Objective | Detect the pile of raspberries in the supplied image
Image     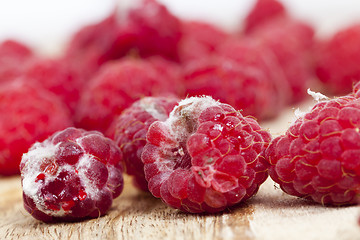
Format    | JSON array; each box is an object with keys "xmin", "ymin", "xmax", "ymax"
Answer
[{"xmin": 0, "ymin": 0, "xmax": 359, "ymax": 223}]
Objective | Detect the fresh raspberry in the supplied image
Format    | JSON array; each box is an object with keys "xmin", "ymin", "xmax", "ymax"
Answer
[
  {"xmin": 178, "ymin": 21, "xmax": 229, "ymax": 63},
  {"xmin": 0, "ymin": 80, "xmax": 72, "ymax": 175},
  {"xmin": 315, "ymin": 24, "xmax": 360, "ymax": 95},
  {"xmin": 123, "ymin": 0, "xmax": 182, "ymax": 60},
  {"xmin": 183, "ymin": 55, "xmax": 287, "ymax": 120},
  {"xmin": 0, "ymin": 39, "xmax": 34, "ymax": 83},
  {"xmin": 250, "ymin": 17, "xmax": 315, "ymax": 103},
  {"xmin": 23, "ymin": 58, "xmax": 85, "ymax": 113},
  {"xmin": 113, "ymin": 96, "xmax": 179, "ymax": 191},
  {"xmin": 142, "ymin": 96, "xmax": 271, "ymax": 213},
  {"xmin": 74, "ymin": 58, "xmax": 180, "ymax": 134},
  {"xmin": 20, "ymin": 127, "xmax": 124, "ymax": 222},
  {"xmin": 244, "ymin": 0, "xmax": 286, "ymax": 33},
  {"xmin": 265, "ymin": 94, "xmax": 360, "ymax": 205}
]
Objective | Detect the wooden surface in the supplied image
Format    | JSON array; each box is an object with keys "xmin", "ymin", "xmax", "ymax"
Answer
[{"xmin": 1, "ymin": 99, "xmax": 360, "ymax": 240}]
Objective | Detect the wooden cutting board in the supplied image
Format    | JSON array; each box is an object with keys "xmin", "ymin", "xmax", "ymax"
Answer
[{"xmin": 1, "ymin": 99, "xmax": 359, "ymax": 240}]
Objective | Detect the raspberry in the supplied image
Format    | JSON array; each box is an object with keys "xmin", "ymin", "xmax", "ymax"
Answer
[
  {"xmin": 0, "ymin": 80, "xmax": 72, "ymax": 175},
  {"xmin": 124, "ymin": 0, "xmax": 182, "ymax": 60},
  {"xmin": 0, "ymin": 39, "xmax": 34, "ymax": 83},
  {"xmin": 65, "ymin": 11, "xmax": 123, "ymax": 78},
  {"xmin": 218, "ymin": 38, "xmax": 290, "ymax": 106},
  {"xmin": 183, "ymin": 55, "xmax": 287, "ymax": 120},
  {"xmin": 265, "ymin": 94, "xmax": 360, "ymax": 205},
  {"xmin": 315, "ymin": 24, "xmax": 360, "ymax": 95},
  {"xmin": 250, "ymin": 17, "xmax": 315, "ymax": 103},
  {"xmin": 244, "ymin": 0, "xmax": 286, "ymax": 33},
  {"xmin": 178, "ymin": 21, "xmax": 229, "ymax": 63},
  {"xmin": 74, "ymin": 58, "xmax": 180, "ymax": 134},
  {"xmin": 114, "ymin": 96, "xmax": 179, "ymax": 191},
  {"xmin": 23, "ymin": 58, "xmax": 85, "ymax": 113},
  {"xmin": 20, "ymin": 127, "xmax": 124, "ymax": 222},
  {"xmin": 142, "ymin": 96, "xmax": 271, "ymax": 213}
]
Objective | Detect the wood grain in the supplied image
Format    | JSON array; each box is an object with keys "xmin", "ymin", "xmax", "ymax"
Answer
[{"xmin": 0, "ymin": 99, "xmax": 360, "ymax": 240}]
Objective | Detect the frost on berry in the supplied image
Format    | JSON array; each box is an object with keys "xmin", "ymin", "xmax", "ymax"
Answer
[
  {"xmin": 142, "ymin": 96, "xmax": 271, "ymax": 213},
  {"xmin": 265, "ymin": 95, "xmax": 360, "ymax": 205},
  {"xmin": 20, "ymin": 127, "xmax": 124, "ymax": 222},
  {"xmin": 114, "ymin": 96, "xmax": 179, "ymax": 191}
]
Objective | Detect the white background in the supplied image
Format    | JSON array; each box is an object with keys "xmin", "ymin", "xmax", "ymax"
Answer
[{"xmin": 0, "ymin": 0, "xmax": 360, "ymax": 55}]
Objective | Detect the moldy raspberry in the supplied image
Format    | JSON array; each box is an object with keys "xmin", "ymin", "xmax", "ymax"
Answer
[
  {"xmin": 114, "ymin": 96, "xmax": 179, "ymax": 191},
  {"xmin": 20, "ymin": 127, "xmax": 124, "ymax": 222},
  {"xmin": 0, "ymin": 80, "xmax": 72, "ymax": 175},
  {"xmin": 265, "ymin": 93, "xmax": 360, "ymax": 205},
  {"xmin": 142, "ymin": 96, "xmax": 271, "ymax": 213}
]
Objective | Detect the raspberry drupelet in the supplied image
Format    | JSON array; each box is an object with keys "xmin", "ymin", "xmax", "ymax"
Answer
[
  {"xmin": 141, "ymin": 96, "xmax": 271, "ymax": 213},
  {"xmin": 114, "ymin": 96, "xmax": 179, "ymax": 191},
  {"xmin": 20, "ymin": 127, "xmax": 124, "ymax": 222},
  {"xmin": 265, "ymin": 92, "xmax": 360, "ymax": 205}
]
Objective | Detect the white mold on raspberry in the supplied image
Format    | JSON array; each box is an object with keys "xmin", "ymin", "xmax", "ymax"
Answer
[
  {"xmin": 20, "ymin": 127, "xmax": 124, "ymax": 222},
  {"xmin": 142, "ymin": 96, "xmax": 272, "ymax": 213}
]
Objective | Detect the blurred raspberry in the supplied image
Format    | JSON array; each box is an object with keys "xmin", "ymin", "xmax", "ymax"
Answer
[
  {"xmin": 218, "ymin": 38, "xmax": 290, "ymax": 107},
  {"xmin": 20, "ymin": 127, "xmax": 124, "ymax": 222},
  {"xmin": 23, "ymin": 58, "xmax": 85, "ymax": 113},
  {"xmin": 142, "ymin": 96, "xmax": 271, "ymax": 213},
  {"xmin": 0, "ymin": 40, "xmax": 34, "ymax": 83},
  {"xmin": 244, "ymin": 0, "xmax": 286, "ymax": 33},
  {"xmin": 114, "ymin": 96, "xmax": 179, "ymax": 191},
  {"xmin": 315, "ymin": 24, "xmax": 360, "ymax": 95},
  {"xmin": 124, "ymin": 0, "xmax": 182, "ymax": 60},
  {"xmin": 178, "ymin": 21, "xmax": 229, "ymax": 63},
  {"xmin": 65, "ymin": 10, "xmax": 124, "ymax": 78},
  {"xmin": 183, "ymin": 56, "xmax": 286, "ymax": 120},
  {"xmin": 75, "ymin": 58, "xmax": 180, "ymax": 134},
  {"xmin": 0, "ymin": 80, "xmax": 72, "ymax": 175},
  {"xmin": 251, "ymin": 17, "xmax": 315, "ymax": 103},
  {"xmin": 265, "ymin": 94, "xmax": 360, "ymax": 205}
]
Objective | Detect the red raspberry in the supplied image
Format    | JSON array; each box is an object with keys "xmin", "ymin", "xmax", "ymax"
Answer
[
  {"xmin": 23, "ymin": 58, "xmax": 85, "ymax": 113},
  {"xmin": 65, "ymin": 11, "xmax": 123, "ymax": 78},
  {"xmin": 114, "ymin": 96, "xmax": 179, "ymax": 191},
  {"xmin": 315, "ymin": 24, "xmax": 360, "ymax": 95},
  {"xmin": 0, "ymin": 80, "xmax": 72, "ymax": 175},
  {"xmin": 250, "ymin": 17, "xmax": 315, "ymax": 103},
  {"xmin": 20, "ymin": 127, "xmax": 124, "ymax": 222},
  {"xmin": 0, "ymin": 39, "xmax": 34, "ymax": 83},
  {"xmin": 244, "ymin": 0, "xmax": 286, "ymax": 33},
  {"xmin": 218, "ymin": 38, "xmax": 290, "ymax": 106},
  {"xmin": 265, "ymin": 94, "xmax": 360, "ymax": 205},
  {"xmin": 183, "ymin": 55, "xmax": 287, "ymax": 120},
  {"xmin": 142, "ymin": 96, "xmax": 271, "ymax": 213},
  {"xmin": 178, "ymin": 21, "xmax": 229, "ymax": 63},
  {"xmin": 124, "ymin": 0, "xmax": 182, "ymax": 60},
  {"xmin": 74, "ymin": 58, "xmax": 180, "ymax": 134}
]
